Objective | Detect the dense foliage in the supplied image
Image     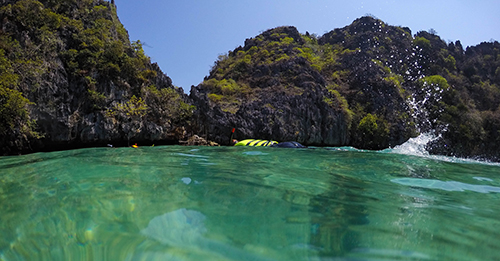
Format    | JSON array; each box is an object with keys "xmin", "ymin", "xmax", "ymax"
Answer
[
  {"xmin": 194, "ymin": 16, "xmax": 500, "ymax": 159},
  {"xmin": 0, "ymin": 0, "xmax": 193, "ymax": 153}
]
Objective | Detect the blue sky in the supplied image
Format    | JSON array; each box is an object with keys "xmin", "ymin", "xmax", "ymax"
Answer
[{"xmin": 116, "ymin": 0, "xmax": 500, "ymax": 91}]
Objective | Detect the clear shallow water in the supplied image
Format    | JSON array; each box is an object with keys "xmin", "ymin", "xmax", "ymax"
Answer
[{"xmin": 1, "ymin": 144, "xmax": 500, "ymax": 260}]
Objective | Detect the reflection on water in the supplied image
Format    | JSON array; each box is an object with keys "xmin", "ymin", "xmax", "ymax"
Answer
[
  {"xmin": 392, "ymin": 177, "xmax": 500, "ymax": 193},
  {"xmin": 0, "ymin": 146, "xmax": 500, "ymax": 260},
  {"xmin": 142, "ymin": 209, "xmax": 208, "ymax": 246},
  {"xmin": 140, "ymin": 209, "xmax": 275, "ymax": 261}
]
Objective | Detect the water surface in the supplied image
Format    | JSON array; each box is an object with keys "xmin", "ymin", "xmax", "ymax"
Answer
[{"xmin": 1, "ymin": 144, "xmax": 500, "ymax": 260}]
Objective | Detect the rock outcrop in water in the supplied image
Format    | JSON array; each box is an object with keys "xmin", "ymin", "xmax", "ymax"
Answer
[
  {"xmin": 190, "ymin": 17, "xmax": 500, "ymax": 160},
  {"xmin": 1, "ymin": 2, "xmax": 499, "ymax": 162},
  {"xmin": 190, "ymin": 21, "xmax": 423, "ymax": 149}
]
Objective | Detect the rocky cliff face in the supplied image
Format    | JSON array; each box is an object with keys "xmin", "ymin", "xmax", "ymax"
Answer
[
  {"xmin": 0, "ymin": 0, "xmax": 193, "ymax": 154},
  {"xmin": 2, "ymin": 5, "xmax": 499, "ymax": 161},
  {"xmin": 190, "ymin": 20, "xmax": 418, "ymax": 149},
  {"xmin": 191, "ymin": 17, "xmax": 500, "ymax": 160},
  {"xmin": 190, "ymin": 27, "xmax": 351, "ymax": 146}
]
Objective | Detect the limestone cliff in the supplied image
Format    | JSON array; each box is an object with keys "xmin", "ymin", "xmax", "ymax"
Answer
[
  {"xmin": 190, "ymin": 20, "xmax": 417, "ymax": 149},
  {"xmin": 0, "ymin": 0, "xmax": 194, "ymax": 154},
  {"xmin": 2, "ymin": 5, "xmax": 500, "ymax": 162},
  {"xmin": 191, "ymin": 17, "xmax": 500, "ymax": 160}
]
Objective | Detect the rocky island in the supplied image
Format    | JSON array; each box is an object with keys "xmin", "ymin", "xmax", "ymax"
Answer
[{"xmin": 1, "ymin": 0, "xmax": 500, "ymax": 161}]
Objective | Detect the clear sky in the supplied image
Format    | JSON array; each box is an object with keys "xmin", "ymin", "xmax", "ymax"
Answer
[{"xmin": 116, "ymin": 0, "xmax": 500, "ymax": 91}]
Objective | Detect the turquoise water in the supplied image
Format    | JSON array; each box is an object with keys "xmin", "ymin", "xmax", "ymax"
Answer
[{"xmin": 1, "ymin": 142, "xmax": 500, "ymax": 260}]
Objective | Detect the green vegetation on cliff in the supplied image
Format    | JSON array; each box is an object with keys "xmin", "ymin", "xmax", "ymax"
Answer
[
  {"xmin": 194, "ymin": 20, "xmax": 417, "ymax": 148},
  {"xmin": 193, "ymin": 16, "xmax": 500, "ymax": 160},
  {"xmin": 0, "ymin": 0, "xmax": 193, "ymax": 154}
]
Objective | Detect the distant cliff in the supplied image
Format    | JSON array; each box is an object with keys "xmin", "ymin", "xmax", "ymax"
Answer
[
  {"xmin": 191, "ymin": 17, "xmax": 500, "ymax": 160},
  {"xmin": 0, "ymin": 0, "xmax": 194, "ymax": 154}
]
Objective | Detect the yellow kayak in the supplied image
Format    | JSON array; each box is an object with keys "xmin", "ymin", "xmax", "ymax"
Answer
[{"xmin": 234, "ymin": 139, "xmax": 278, "ymax": 147}]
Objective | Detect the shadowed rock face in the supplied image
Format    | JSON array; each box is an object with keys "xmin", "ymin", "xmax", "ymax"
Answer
[{"xmin": 191, "ymin": 77, "xmax": 350, "ymax": 147}]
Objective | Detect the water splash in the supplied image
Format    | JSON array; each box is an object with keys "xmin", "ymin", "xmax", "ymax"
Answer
[
  {"xmin": 407, "ymin": 80, "xmax": 445, "ymax": 133},
  {"xmin": 384, "ymin": 133, "xmax": 500, "ymax": 166},
  {"xmin": 388, "ymin": 132, "xmax": 438, "ymax": 156}
]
